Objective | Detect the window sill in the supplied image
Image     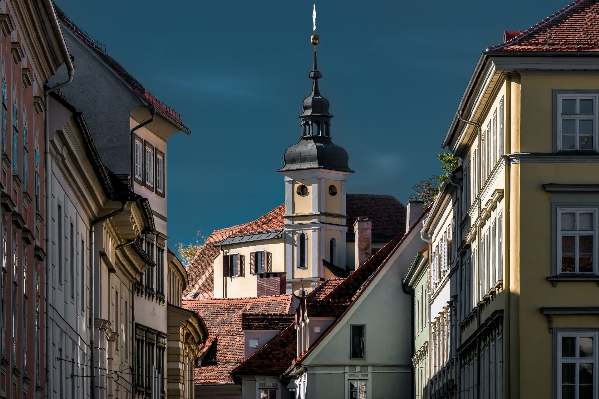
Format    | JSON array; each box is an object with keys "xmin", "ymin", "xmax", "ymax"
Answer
[{"xmin": 547, "ymin": 275, "xmax": 599, "ymax": 287}]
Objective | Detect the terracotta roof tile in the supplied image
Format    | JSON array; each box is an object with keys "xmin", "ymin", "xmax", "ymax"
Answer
[
  {"xmin": 487, "ymin": 0, "xmax": 599, "ymax": 53},
  {"xmin": 184, "ymin": 196, "xmax": 405, "ymax": 299},
  {"xmin": 242, "ymin": 314, "xmax": 294, "ymax": 330},
  {"xmin": 232, "ymin": 323, "xmax": 297, "ymax": 376},
  {"xmin": 183, "ymin": 295, "xmax": 294, "ymax": 384}
]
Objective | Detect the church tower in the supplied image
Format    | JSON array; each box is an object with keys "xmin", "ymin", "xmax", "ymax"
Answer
[{"xmin": 279, "ymin": 28, "xmax": 353, "ymax": 294}]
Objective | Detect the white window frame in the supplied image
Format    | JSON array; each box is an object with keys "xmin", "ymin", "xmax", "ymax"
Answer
[
  {"xmin": 256, "ymin": 380, "xmax": 279, "ymax": 399},
  {"xmin": 346, "ymin": 379, "xmax": 369, "ymax": 399},
  {"xmin": 556, "ymin": 93, "xmax": 599, "ymax": 152},
  {"xmin": 556, "ymin": 207, "xmax": 598, "ymax": 275},
  {"xmin": 145, "ymin": 142, "xmax": 154, "ymax": 188},
  {"xmin": 155, "ymin": 149, "xmax": 165, "ymax": 195},
  {"xmin": 134, "ymin": 136, "xmax": 143, "ymax": 182},
  {"xmin": 556, "ymin": 330, "xmax": 599, "ymax": 399}
]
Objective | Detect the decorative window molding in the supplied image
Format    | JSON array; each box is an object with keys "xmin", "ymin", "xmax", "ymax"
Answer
[{"xmin": 554, "ymin": 91, "xmax": 599, "ymax": 152}]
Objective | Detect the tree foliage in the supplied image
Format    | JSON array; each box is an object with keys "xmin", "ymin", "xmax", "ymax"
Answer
[
  {"xmin": 177, "ymin": 230, "xmax": 206, "ymax": 266},
  {"xmin": 408, "ymin": 151, "xmax": 460, "ymax": 207}
]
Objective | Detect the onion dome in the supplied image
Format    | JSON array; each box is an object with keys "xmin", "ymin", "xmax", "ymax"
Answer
[{"xmin": 279, "ymin": 33, "xmax": 353, "ymax": 174}]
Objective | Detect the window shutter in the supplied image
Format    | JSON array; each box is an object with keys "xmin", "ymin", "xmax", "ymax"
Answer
[
  {"xmin": 266, "ymin": 251, "xmax": 272, "ymax": 273},
  {"xmin": 249, "ymin": 252, "xmax": 256, "ymax": 275},
  {"xmin": 239, "ymin": 255, "xmax": 245, "ymax": 277},
  {"xmin": 223, "ymin": 255, "xmax": 230, "ymax": 277}
]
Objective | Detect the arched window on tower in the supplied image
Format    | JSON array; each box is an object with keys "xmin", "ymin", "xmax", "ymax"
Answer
[
  {"xmin": 324, "ymin": 122, "xmax": 330, "ymax": 137},
  {"xmin": 312, "ymin": 121, "xmax": 320, "ymax": 136},
  {"xmin": 302, "ymin": 122, "xmax": 309, "ymax": 137},
  {"xmin": 299, "ymin": 233, "xmax": 307, "ymax": 269},
  {"xmin": 329, "ymin": 237, "xmax": 337, "ymax": 266}
]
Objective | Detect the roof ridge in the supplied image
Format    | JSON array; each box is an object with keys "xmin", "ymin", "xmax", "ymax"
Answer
[{"xmin": 487, "ymin": 0, "xmax": 588, "ymax": 52}]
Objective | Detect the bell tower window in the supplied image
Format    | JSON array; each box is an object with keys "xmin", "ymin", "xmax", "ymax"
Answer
[
  {"xmin": 297, "ymin": 185, "xmax": 308, "ymax": 197},
  {"xmin": 330, "ymin": 238, "xmax": 337, "ymax": 266},
  {"xmin": 312, "ymin": 121, "xmax": 320, "ymax": 136},
  {"xmin": 324, "ymin": 122, "xmax": 330, "ymax": 137},
  {"xmin": 299, "ymin": 233, "xmax": 307, "ymax": 269}
]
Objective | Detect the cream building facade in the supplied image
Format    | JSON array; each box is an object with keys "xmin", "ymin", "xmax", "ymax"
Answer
[{"xmin": 421, "ymin": 1, "xmax": 599, "ymax": 398}]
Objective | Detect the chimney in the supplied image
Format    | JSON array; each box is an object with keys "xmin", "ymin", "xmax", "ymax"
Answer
[
  {"xmin": 354, "ymin": 217, "xmax": 372, "ymax": 269},
  {"xmin": 406, "ymin": 201, "xmax": 424, "ymax": 233}
]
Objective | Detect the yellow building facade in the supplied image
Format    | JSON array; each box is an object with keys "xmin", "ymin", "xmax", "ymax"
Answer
[{"xmin": 425, "ymin": 1, "xmax": 599, "ymax": 398}]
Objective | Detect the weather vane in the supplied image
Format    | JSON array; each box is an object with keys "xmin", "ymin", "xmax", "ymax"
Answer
[{"xmin": 311, "ymin": 5, "xmax": 319, "ymax": 46}]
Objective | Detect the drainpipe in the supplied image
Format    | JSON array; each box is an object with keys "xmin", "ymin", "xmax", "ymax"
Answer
[
  {"xmin": 43, "ymin": 12, "xmax": 74, "ymax": 395},
  {"xmin": 89, "ymin": 201, "xmax": 127, "ymax": 399},
  {"xmin": 130, "ymin": 106, "xmax": 155, "ymax": 191}
]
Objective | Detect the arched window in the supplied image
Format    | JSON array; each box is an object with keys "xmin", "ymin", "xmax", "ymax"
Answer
[
  {"xmin": 312, "ymin": 121, "xmax": 320, "ymax": 136},
  {"xmin": 324, "ymin": 121, "xmax": 330, "ymax": 137},
  {"xmin": 299, "ymin": 233, "xmax": 306, "ymax": 269},
  {"xmin": 302, "ymin": 122, "xmax": 309, "ymax": 137},
  {"xmin": 329, "ymin": 237, "xmax": 337, "ymax": 266}
]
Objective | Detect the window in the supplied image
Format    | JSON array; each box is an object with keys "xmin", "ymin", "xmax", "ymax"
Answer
[
  {"xmin": 297, "ymin": 185, "xmax": 308, "ymax": 196},
  {"xmin": 256, "ymin": 251, "xmax": 265, "ymax": 274},
  {"xmin": 350, "ymin": 325, "xmax": 365, "ymax": 359},
  {"xmin": 349, "ymin": 380, "xmax": 367, "ymax": 399},
  {"xmin": 134, "ymin": 135, "xmax": 143, "ymax": 183},
  {"xmin": 330, "ymin": 237, "xmax": 337, "ymax": 266},
  {"xmin": 145, "ymin": 142, "xmax": 154, "ymax": 188},
  {"xmin": 312, "ymin": 121, "xmax": 320, "ymax": 136},
  {"xmin": 156, "ymin": 247, "xmax": 165, "ymax": 295},
  {"xmin": 2, "ymin": 79, "xmax": 6, "ymax": 154},
  {"xmin": 249, "ymin": 338, "xmax": 259, "ymax": 348},
  {"xmin": 557, "ymin": 331, "xmax": 598, "ymax": 399},
  {"xmin": 58, "ymin": 204, "xmax": 63, "ymax": 284},
  {"xmin": 557, "ymin": 93, "xmax": 598, "ymax": 152},
  {"xmin": 557, "ymin": 208, "xmax": 596, "ymax": 274},
  {"xmin": 298, "ymin": 233, "xmax": 307, "ymax": 269},
  {"xmin": 35, "ymin": 149, "xmax": 40, "ymax": 212},
  {"xmin": 223, "ymin": 253, "xmax": 244, "ymax": 277},
  {"xmin": 70, "ymin": 224, "xmax": 74, "ymax": 299},
  {"xmin": 155, "ymin": 150, "xmax": 165, "ymax": 195},
  {"xmin": 260, "ymin": 389, "xmax": 276, "ymax": 399}
]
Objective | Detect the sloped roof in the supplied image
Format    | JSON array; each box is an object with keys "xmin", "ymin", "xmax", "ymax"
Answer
[
  {"xmin": 231, "ymin": 210, "xmax": 428, "ymax": 377},
  {"xmin": 183, "ymin": 195, "xmax": 406, "ymax": 299},
  {"xmin": 53, "ymin": 3, "xmax": 190, "ymax": 134},
  {"xmin": 487, "ymin": 0, "xmax": 599, "ymax": 53},
  {"xmin": 182, "ymin": 295, "xmax": 294, "ymax": 384}
]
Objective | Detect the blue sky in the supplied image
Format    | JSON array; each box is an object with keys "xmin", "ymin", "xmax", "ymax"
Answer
[{"xmin": 55, "ymin": 0, "xmax": 567, "ymax": 249}]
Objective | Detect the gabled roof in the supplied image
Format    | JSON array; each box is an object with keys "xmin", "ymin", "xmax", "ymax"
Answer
[
  {"xmin": 182, "ymin": 295, "xmax": 294, "ymax": 385},
  {"xmin": 183, "ymin": 195, "xmax": 406, "ymax": 299},
  {"xmin": 53, "ymin": 3, "xmax": 190, "ymax": 134},
  {"xmin": 487, "ymin": 0, "xmax": 599, "ymax": 53},
  {"xmin": 231, "ymin": 211, "xmax": 427, "ymax": 378}
]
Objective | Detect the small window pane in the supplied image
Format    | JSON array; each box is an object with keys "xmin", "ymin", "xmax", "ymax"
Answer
[
  {"xmin": 563, "ymin": 99, "xmax": 576, "ymax": 115},
  {"xmin": 563, "ymin": 362, "xmax": 576, "ymax": 384},
  {"xmin": 580, "ymin": 363, "xmax": 593, "ymax": 384},
  {"xmin": 563, "ymin": 337, "xmax": 576, "ymax": 357},
  {"xmin": 580, "ymin": 134, "xmax": 594, "ymax": 150},
  {"xmin": 562, "ymin": 213, "xmax": 576, "ymax": 231},
  {"xmin": 579, "ymin": 236, "xmax": 594, "ymax": 272},
  {"xmin": 580, "ymin": 385, "xmax": 593, "ymax": 399},
  {"xmin": 580, "ymin": 99, "xmax": 594, "ymax": 114},
  {"xmin": 579, "ymin": 213, "xmax": 594, "ymax": 231},
  {"xmin": 562, "ymin": 119, "xmax": 576, "ymax": 135},
  {"xmin": 580, "ymin": 120, "xmax": 594, "ymax": 136},
  {"xmin": 562, "ymin": 135, "xmax": 576, "ymax": 150},
  {"xmin": 580, "ymin": 337, "xmax": 594, "ymax": 357}
]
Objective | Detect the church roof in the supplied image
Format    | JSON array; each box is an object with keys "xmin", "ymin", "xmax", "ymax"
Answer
[{"xmin": 487, "ymin": 0, "xmax": 599, "ymax": 53}]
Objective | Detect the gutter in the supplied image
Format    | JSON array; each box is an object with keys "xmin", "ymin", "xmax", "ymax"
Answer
[{"xmin": 43, "ymin": 1, "xmax": 74, "ymax": 394}]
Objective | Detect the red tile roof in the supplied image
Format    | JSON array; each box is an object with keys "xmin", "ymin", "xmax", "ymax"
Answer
[
  {"xmin": 53, "ymin": 4, "xmax": 190, "ymax": 133},
  {"xmin": 183, "ymin": 205, "xmax": 285, "ymax": 300},
  {"xmin": 183, "ymin": 195, "xmax": 406, "ymax": 299},
  {"xmin": 346, "ymin": 194, "xmax": 406, "ymax": 238},
  {"xmin": 232, "ymin": 323, "xmax": 297, "ymax": 376},
  {"xmin": 487, "ymin": 0, "xmax": 599, "ymax": 53},
  {"xmin": 242, "ymin": 314, "xmax": 294, "ymax": 330},
  {"xmin": 182, "ymin": 295, "xmax": 294, "ymax": 384},
  {"xmin": 232, "ymin": 210, "xmax": 429, "ymax": 377}
]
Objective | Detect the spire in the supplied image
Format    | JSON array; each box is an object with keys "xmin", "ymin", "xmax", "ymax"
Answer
[{"xmin": 279, "ymin": 5, "xmax": 353, "ymax": 174}]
